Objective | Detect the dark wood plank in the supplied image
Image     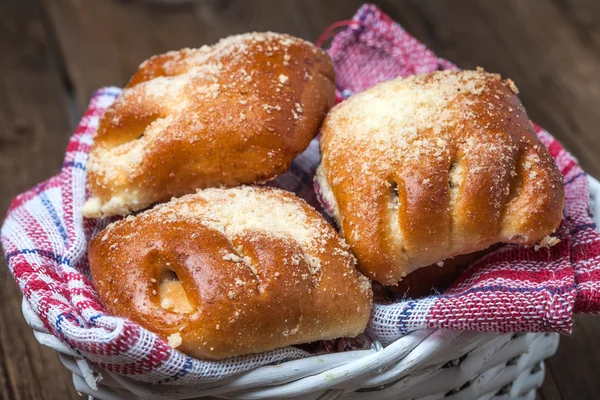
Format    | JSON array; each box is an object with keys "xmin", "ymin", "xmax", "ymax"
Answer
[
  {"xmin": 538, "ymin": 362, "xmax": 563, "ymax": 400},
  {"xmin": 556, "ymin": 0, "xmax": 600, "ymax": 49},
  {"xmin": 0, "ymin": 0, "xmax": 79, "ymax": 399},
  {"xmin": 43, "ymin": 0, "xmax": 366, "ymax": 113},
  {"xmin": 543, "ymin": 315, "xmax": 600, "ymax": 400}
]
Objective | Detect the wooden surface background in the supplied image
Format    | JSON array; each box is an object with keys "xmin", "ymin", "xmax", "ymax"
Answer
[{"xmin": 1, "ymin": 0, "xmax": 599, "ymax": 399}]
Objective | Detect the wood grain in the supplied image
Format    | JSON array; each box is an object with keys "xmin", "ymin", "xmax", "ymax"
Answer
[
  {"xmin": 0, "ymin": 0, "xmax": 79, "ymax": 399},
  {"xmin": 43, "ymin": 0, "xmax": 366, "ymax": 112},
  {"xmin": 542, "ymin": 315, "xmax": 600, "ymax": 400},
  {"xmin": 1, "ymin": 0, "xmax": 599, "ymax": 398}
]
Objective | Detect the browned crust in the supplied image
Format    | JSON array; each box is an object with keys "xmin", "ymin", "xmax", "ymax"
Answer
[
  {"xmin": 318, "ymin": 70, "xmax": 565, "ymax": 285},
  {"xmin": 88, "ymin": 187, "xmax": 372, "ymax": 360},
  {"xmin": 85, "ymin": 32, "xmax": 335, "ymax": 217},
  {"xmin": 374, "ymin": 247, "xmax": 498, "ymax": 300}
]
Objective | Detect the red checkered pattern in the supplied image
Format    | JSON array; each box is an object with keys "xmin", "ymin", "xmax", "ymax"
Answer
[{"xmin": 1, "ymin": 3, "xmax": 599, "ymax": 384}]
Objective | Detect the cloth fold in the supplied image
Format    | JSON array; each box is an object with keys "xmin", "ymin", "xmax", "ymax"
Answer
[{"xmin": 2, "ymin": 3, "xmax": 599, "ymax": 385}]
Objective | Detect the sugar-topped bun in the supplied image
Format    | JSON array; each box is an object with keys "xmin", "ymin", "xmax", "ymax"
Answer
[
  {"xmin": 88, "ymin": 186, "xmax": 372, "ymax": 360},
  {"xmin": 316, "ymin": 69, "xmax": 564, "ymax": 285},
  {"xmin": 83, "ymin": 32, "xmax": 335, "ymax": 218}
]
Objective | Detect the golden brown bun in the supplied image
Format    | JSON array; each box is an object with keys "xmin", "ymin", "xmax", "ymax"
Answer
[
  {"xmin": 83, "ymin": 32, "xmax": 335, "ymax": 218},
  {"xmin": 373, "ymin": 247, "xmax": 497, "ymax": 300},
  {"xmin": 317, "ymin": 69, "xmax": 564, "ymax": 285},
  {"xmin": 88, "ymin": 186, "xmax": 372, "ymax": 360}
]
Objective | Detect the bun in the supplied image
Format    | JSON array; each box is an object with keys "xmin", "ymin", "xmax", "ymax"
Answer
[
  {"xmin": 316, "ymin": 69, "xmax": 564, "ymax": 285},
  {"xmin": 88, "ymin": 186, "xmax": 372, "ymax": 360},
  {"xmin": 83, "ymin": 32, "xmax": 335, "ymax": 218},
  {"xmin": 374, "ymin": 247, "xmax": 497, "ymax": 300}
]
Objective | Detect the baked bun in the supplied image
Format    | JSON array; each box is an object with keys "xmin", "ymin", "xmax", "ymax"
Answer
[
  {"xmin": 83, "ymin": 32, "xmax": 335, "ymax": 218},
  {"xmin": 374, "ymin": 247, "xmax": 497, "ymax": 300},
  {"xmin": 316, "ymin": 69, "xmax": 564, "ymax": 285},
  {"xmin": 88, "ymin": 186, "xmax": 372, "ymax": 360}
]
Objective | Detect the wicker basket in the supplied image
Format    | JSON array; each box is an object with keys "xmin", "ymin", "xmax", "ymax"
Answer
[{"xmin": 21, "ymin": 175, "xmax": 600, "ymax": 400}]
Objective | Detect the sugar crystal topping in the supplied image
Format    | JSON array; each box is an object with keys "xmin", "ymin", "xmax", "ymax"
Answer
[
  {"xmin": 318, "ymin": 68, "xmax": 564, "ymax": 282},
  {"xmin": 91, "ymin": 32, "xmax": 307, "ymax": 177},
  {"xmin": 321, "ymin": 69, "xmax": 531, "ymax": 209},
  {"xmin": 132, "ymin": 187, "xmax": 359, "ymax": 280},
  {"xmin": 86, "ymin": 32, "xmax": 319, "ymax": 217},
  {"xmin": 325, "ymin": 69, "xmax": 509, "ymax": 165}
]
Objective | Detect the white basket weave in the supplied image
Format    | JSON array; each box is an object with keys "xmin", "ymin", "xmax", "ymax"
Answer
[{"xmin": 21, "ymin": 176, "xmax": 600, "ymax": 400}]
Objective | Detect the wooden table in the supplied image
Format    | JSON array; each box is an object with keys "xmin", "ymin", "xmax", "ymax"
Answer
[{"xmin": 1, "ymin": 1, "xmax": 599, "ymax": 399}]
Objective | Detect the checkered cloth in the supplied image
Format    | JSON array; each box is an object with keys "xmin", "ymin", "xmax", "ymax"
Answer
[{"xmin": 1, "ymin": 3, "xmax": 599, "ymax": 384}]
